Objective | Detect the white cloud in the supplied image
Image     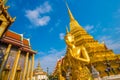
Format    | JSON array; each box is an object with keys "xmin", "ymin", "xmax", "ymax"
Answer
[
  {"xmin": 35, "ymin": 48, "xmax": 65, "ymax": 73},
  {"xmin": 115, "ymin": 27, "xmax": 120, "ymax": 34},
  {"xmin": 37, "ymin": 52, "xmax": 46, "ymax": 56},
  {"xmin": 114, "ymin": 9, "xmax": 120, "ymax": 18},
  {"xmin": 98, "ymin": 36, "xmax": 120, "ymax": 53},
  {"xmin": 84, "ymin": 25, "xmax": 94, "ymax": 31},
  {"xmin": 25, "ymin": 1, "xmax": 52, "ymax": 27},
  {"xmin": 59, "ymin": 33, "xmax": 65, "ymax": 40}
]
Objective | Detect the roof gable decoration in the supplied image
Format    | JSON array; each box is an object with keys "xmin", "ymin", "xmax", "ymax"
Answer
[
  {"xmin": 27, "ymin": 38, "xmax": 31, "ymax": 46},
  {"xmin": 19, "ymin": 34, "xmax": 23, "ymax": 45}
]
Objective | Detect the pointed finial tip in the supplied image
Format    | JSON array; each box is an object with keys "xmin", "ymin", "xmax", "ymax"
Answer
[
  {"xmin": 66, "ymin": 26, "xmax": 69, "ymax": 34},
  {"xmin": 101, "ymin": 41, "xmax": 105, "ymax": 44},
  {"xmin": 64, "ymin": 0, "xmax": 75, "ymax": 21},
  {"xmin": 13, "ymin": 17, "xmax": 16, "ymax": 20},
  {"xmin": 38, "ymin": 58, "xmax": 40, "ymax": 61},
  {"xmin": 64, "ymin": 0, "xmax": 69, "ymax": 9},
  {"xmin": 37, "ymin": 58, "xmax": 41, "ymax": 67}
]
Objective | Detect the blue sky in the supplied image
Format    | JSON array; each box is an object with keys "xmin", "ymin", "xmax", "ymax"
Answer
[{"xmin": 7, "ymin": 0, "xmax": 120, "ymax": 73}]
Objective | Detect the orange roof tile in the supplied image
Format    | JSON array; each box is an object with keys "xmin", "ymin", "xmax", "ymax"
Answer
[
  {"xmin": 5, "ymin": 30, "xmax": 21, "ymax": 41},
  {"xmin": 23, "ymin": 39, "xmax": 29, "ymax": 46},
  {"xmin": 1, "ymin": 30, "xmax": 36, "ymax": 54}
]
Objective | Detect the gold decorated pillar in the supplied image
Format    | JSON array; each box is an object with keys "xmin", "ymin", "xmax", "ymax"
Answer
[
  {"xmin": 0, "ymin": 44, "xmax": 12, "ymax": 80},
  {"xmin": 14, "ymin": 66, "xmax": 21, "ymax": 80},
  {"xmin": 26, "ymin": 56, "xmax": 31, "ymax": 80},
  {"xmin": 9, "ymin": 50, "xmax": 21, "ymax": 80},
  {"xmin": 2, "ymin": 68, "xmax": 10, "ymax": 80},
  {"xmin": 22, "ymin": 52, "xmax": 29, "ymax": 80},
  {"xmin": 30, "ymin": 54, "xmax": 34, "ymax": 80}
]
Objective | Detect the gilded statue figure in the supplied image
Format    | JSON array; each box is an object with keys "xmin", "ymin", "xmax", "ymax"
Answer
[{"xmin": 64, "ymin": 32, "xmax": 92, "ymax": 80}]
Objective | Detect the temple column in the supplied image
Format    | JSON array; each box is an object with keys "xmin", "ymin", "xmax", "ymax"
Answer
[
  {"xmin": 4, "ymin": 68, "xmax": 10, "ymax": 80},
  {"xmin": 9, "ymin": 50, "xmax": 21, "ymax": 80},
  {"xmin": 26, "ymin": 56, "xmax": 31, "ymax": 80},
  {"xmin": 22, "ymin": 52, "xmax": 29, "ymax": 80},
  {"xmin": 14, "ymin": 66, "xmax": 21, "ymax": 80},
  {"xmin": 1, "ymin": 71, "xmax": 5, "ymax": 80},
  {"xmin": 30, "ymin": 54, "xmax": 34, "ymax": 80},
  {"xmin": 0, "ymin": 44, "xmax": 12, "ymax": 80}
]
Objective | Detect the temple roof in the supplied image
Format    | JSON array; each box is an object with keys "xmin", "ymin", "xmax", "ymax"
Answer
[
  {"xmin": 52, "ymin": 57, "xmax": 64, "ymax": 75},
  {"xmin": 23, "ymin": 38, "xmax": 30, "ymax": 46},
  {"xmin": 5, "ymin": 30, "xmax": 21, "ymax": 41},
  {"xmin": 0, "ymin": 30, "xmax": 36, "ymax": 54}
]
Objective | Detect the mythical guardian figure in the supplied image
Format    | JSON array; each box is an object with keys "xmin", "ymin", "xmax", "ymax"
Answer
[{"xmin": 61, "ymin": 31, "xmax": 92, "ymax": 80}]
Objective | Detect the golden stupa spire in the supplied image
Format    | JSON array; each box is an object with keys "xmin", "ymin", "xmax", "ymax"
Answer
[
  {"xmin": 64, "ymin": 0, "xmax": 84, "ymax": 31},
  {"xmin": 37, "ymin": 58, "xmax": 42, "ymax": 70},
  {"xmin": 65, "ymin": 0, "xmax": 75, "ymax": 21}
]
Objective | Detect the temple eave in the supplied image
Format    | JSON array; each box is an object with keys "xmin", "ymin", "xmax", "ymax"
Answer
[
  {"xmin": 20, "ymin": 48, "xmax": 37, "ymax": 54},
  {"xmin": 0, "ymin": 38, "xmax": 22, "ymax": 47},
  {"xmin": 0, "ymin": 37, "xmax": 36, "ymax": 54}
]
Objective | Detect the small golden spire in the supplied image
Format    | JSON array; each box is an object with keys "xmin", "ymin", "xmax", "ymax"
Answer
[
  {"xmin": 101, "ymin": 41, "xmax": 108, "ymax": 49},
  {"xmin": 66, "ymin": 26, "xmax": 69, "ymax": 34},
  {"xmin": 38, "ymin": 58, "xmax": 41, "ymax": 67},
  {"xmin": 64, "ymin": 0, "xmax": 75, "ymax": 21},
  {"xmin": 37, "ymin": 58, "xmax": 42, "ymax": 70}
]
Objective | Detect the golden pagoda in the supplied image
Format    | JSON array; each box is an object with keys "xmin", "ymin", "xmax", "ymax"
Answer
[
  {"xmin": 53, "ymin": 2, "xmax": 120, "ymax": 80},
  {"xmin": 52, "ymin": 58, "xmax": 65, "ymax": 80},
  {"xmin": 33, "ymin": 59, "xmax": 48, "ymax": 80}
]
